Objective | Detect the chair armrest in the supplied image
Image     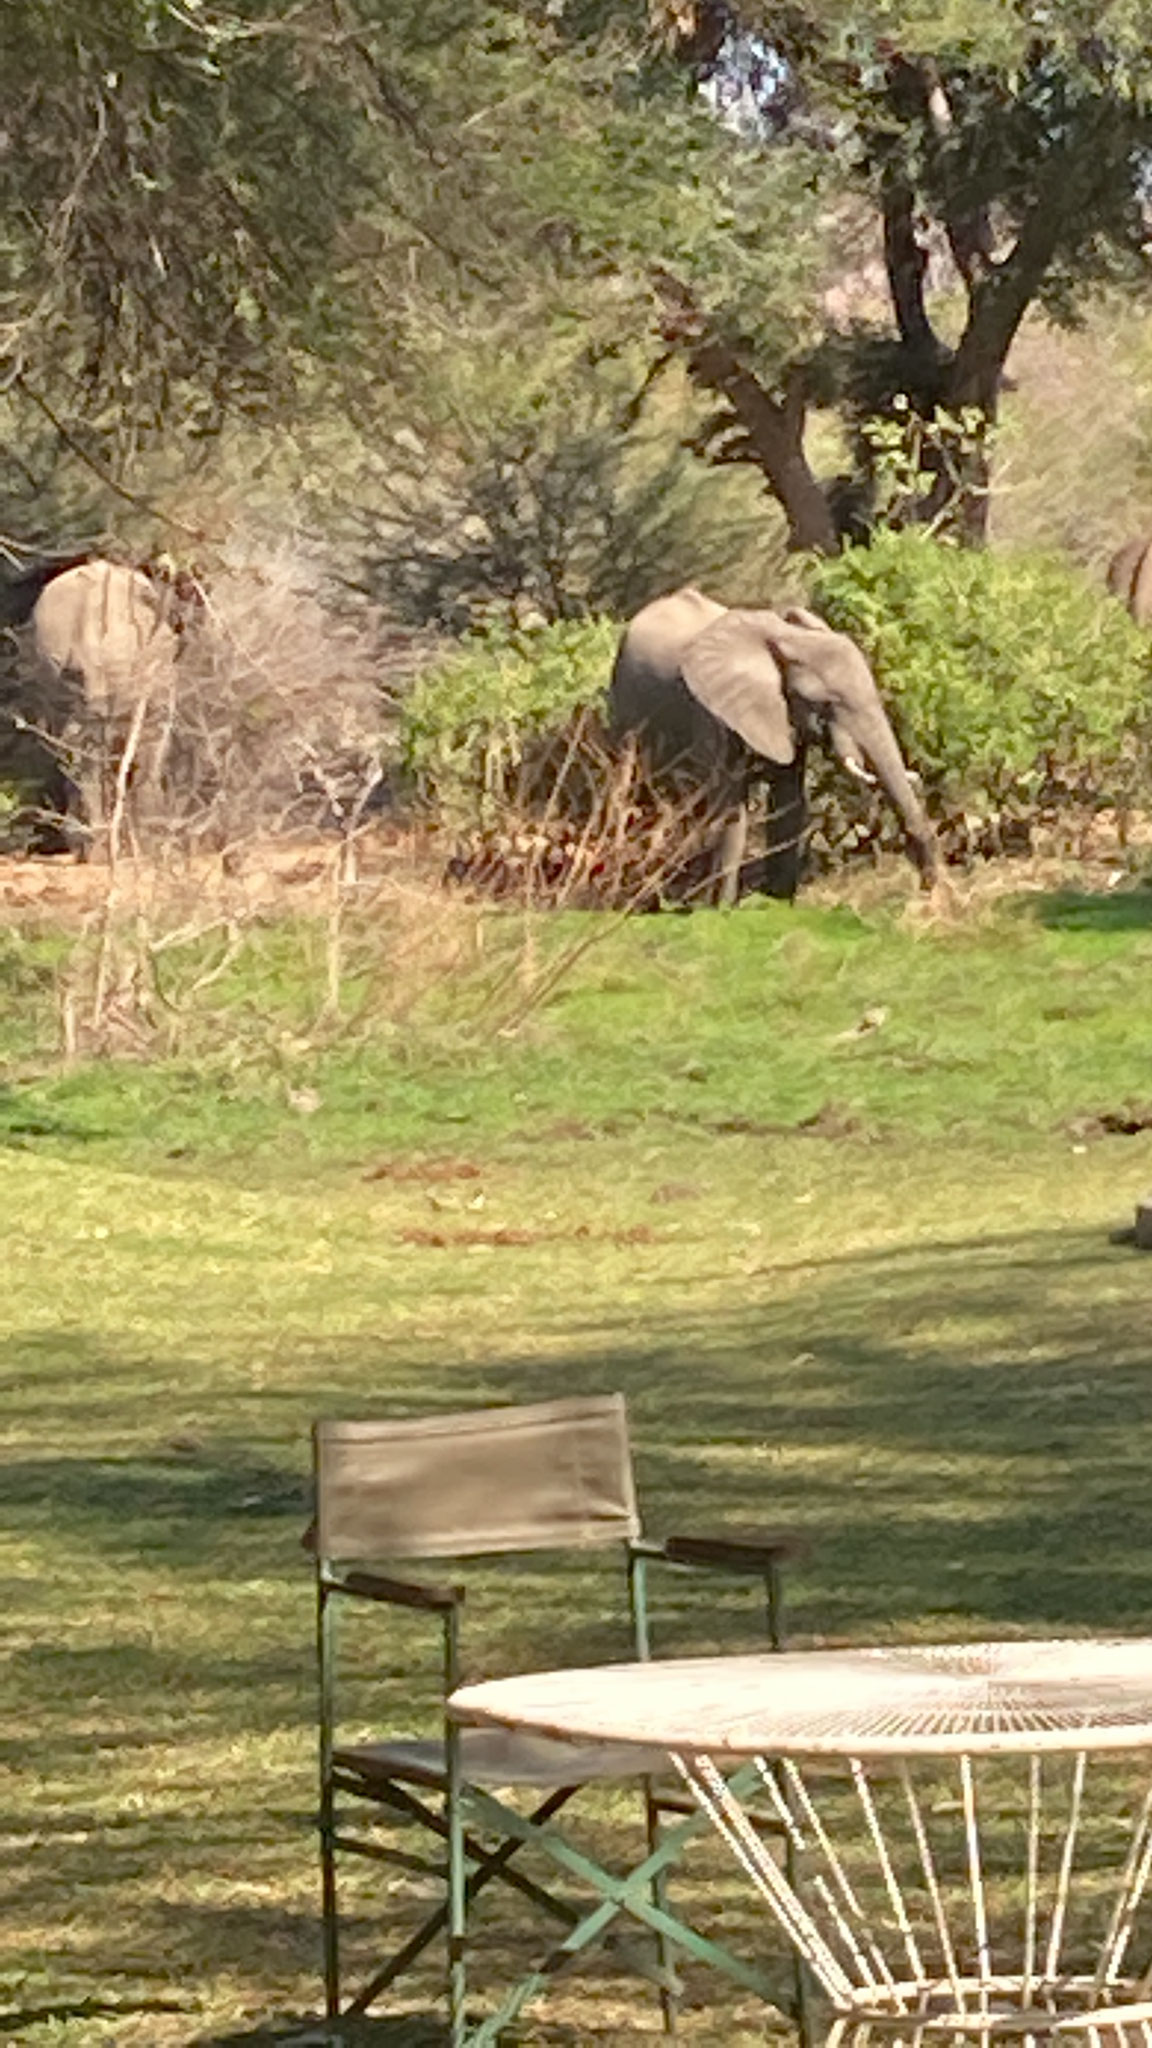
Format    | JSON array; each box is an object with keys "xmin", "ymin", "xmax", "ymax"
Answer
[
  {"xmin": 321, "ymin": 1567, "xmax": 463, "ymax": 1613},
  {"xmin": 634, "ymin": 1532, "xmax": 805, "ymax": 1575}
]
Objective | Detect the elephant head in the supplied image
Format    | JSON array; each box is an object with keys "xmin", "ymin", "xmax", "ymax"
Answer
[{"xmin": 678, "ymin": 602, "xmax": 940, "ymax": 886}]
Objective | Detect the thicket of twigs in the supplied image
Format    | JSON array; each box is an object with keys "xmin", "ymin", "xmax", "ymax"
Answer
[{"xmin": 13, "ymin": 553, "xmax": 393, "ymax": 860}]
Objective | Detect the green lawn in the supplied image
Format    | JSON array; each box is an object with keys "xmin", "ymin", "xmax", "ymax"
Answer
[{"xmin": 4, "ymin": 882, "xmax": 1152, "ymax": 2044}]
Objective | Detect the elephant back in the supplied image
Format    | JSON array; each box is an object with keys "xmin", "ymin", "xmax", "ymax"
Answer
[
  {"xmin": 608, "ymin": 588, "xmax": 735, "ymax": 776},
  {"xmin": 0, "ymin": 553, "xmax": 90, "ymax": 630},
  {"xmin": 31, "ymin": 559, "xmax": 178, "ymax": 714}
]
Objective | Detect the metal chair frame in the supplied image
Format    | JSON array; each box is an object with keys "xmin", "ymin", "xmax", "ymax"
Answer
[{"xmin": 313, "ymin": 1395, "xmax": 803, "ymax": 2044}]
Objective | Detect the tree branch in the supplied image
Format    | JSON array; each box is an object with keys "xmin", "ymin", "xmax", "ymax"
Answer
[
  {"xmin": 947, "ymin": 144, "xmax": 1098, "ymax": 409},
  {"xmin": 652, "ymin": 271, "xmax": 838, "ymax": 553},
  {"xmin": 14, "ymin": 377, "xmax": 218, "ymax": 543},
  {"xmin": 881, "ymin": 170, "xmax": 940, "ymax": 362},
  {"xmin": 917, "ymin": 60, "xmax": 996, "ymax": 291}
]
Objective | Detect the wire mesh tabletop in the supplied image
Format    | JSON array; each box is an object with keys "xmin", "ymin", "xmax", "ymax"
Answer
[
  {"xmin": 451, "ymin": 1642, "xmax": 1152, "ymax": 1758},
  {"xmin": 451, "ymin": 1641, "xmax": 1152, "ymax": 2045}
]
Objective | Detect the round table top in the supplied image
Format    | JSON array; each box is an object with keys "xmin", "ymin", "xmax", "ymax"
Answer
[{"xmin": 449, "ymin": 1639, "xmax": 1152, "ymax": 1758}]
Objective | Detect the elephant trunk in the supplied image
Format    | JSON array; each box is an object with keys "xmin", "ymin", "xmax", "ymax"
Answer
[{"xmin": 836, "ymin": 709, "xmax": 941, "ymax": 887}]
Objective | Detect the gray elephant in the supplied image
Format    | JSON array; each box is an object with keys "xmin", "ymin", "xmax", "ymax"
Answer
[
  {"xmin": 2, "ymin": 556, "xmax": 187, "ymax": 846},
  {"xmin": 1106, "ymin": 537, "xmax": 1152, "ymax": 624},
  {"xmin": 607, "ymin": 587, "xmax": 940, "ymax": 901},
  {"xmin": 30, "ymin": 558, "xmax": 181, "ymax": 708}
]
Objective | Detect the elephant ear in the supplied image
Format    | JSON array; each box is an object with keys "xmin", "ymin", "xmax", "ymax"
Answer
[{"xmin": 680, "ymin": 611, "xmax": 795, "ymax": 764}]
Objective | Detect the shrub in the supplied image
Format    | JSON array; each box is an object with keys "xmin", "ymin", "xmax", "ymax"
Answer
[
  {"xmin": 399, "ymin": 615, "xmax": 725, "ymax": 907},
  {"xmin": 172, "ymin": 551, "xmax": 392, "ymax": 847},
  {"xmin": 811, "ymin": 530, "xmax": 1152, "ymax": 854},
  {"xmin": 400, "ymin": 616, "xmax": 619, "ymax": 823}
]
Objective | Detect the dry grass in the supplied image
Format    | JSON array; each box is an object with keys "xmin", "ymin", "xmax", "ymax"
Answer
[{"xmin": 4, "ymin": 707, "xmax": 766, "ymax": 1062}]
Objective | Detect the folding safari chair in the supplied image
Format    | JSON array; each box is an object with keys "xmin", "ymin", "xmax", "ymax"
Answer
[{"xmin": 313, "ymin": 1392, "xmax": 805, "ymax": 2044}]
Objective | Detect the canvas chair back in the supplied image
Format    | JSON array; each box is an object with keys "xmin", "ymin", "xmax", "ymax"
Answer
[{"xmin": 313, "ymin": 1393, "xmax": 641, "ymax": 1562}]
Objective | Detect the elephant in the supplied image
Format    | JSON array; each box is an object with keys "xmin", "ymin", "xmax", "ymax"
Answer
[
  {"xmin": 1106, "ymin": 537, "xmax": 1152, "ymax": 624},
  {"xmin": 29, "ymin": 557, "xmax": 181, "ymax": 706},
  {"xmin": 607, "ymin": 587, "xmax": 941, "ymax": 902},
  {"xmin": 1, "ymin": 556, "xmax": 188, "ymax": 847}
]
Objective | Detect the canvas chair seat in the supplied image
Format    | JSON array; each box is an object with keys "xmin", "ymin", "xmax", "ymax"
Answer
[{"xmin": 335, "ymin": 1727, "xmax": 674, "ymax": 1792}]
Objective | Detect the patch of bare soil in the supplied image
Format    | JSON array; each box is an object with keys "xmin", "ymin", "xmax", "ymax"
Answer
[
  {"xmin": 3, "ymin": 832, "xmax": 1148, "ymax": 932},
  {"xmin": 0, "ymin": 828, "xmax": 432, "ymax": 927},
  {"xmin": 699, "ymin": 1103, "xmax": 871, "ymax": 1140},
  {"xmin": 363, "ymin": 1156, "xmax": 484, "ymax": 1182}
]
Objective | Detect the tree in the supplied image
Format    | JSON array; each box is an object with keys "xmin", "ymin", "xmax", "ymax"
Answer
[
  {"xmin": 329, "ymin": 0, "xmax": 1152, "ymax": 556},
  {"xmin": 269, "ymin": 0, "xmax": 830, "ymax": 611},
  {"xmin": 7, "ymin": 0, "xmax": 1151, "ymax": 583},
  {"xmin": 634, "ymin": 0, "xmax": 1152, "ymax": 542},
  {"xmin": 0, "ymin": 0, "xmax": 419, "ymax": 532}
]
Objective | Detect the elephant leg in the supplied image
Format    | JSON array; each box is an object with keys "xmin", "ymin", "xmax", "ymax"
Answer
[
  {"xmin": 759, "ymin": 759, "xmax": 807, "ymax": 901},
  {"xmin": 716, "ymin": 800, "xmax": 748, "ymax": 905}
]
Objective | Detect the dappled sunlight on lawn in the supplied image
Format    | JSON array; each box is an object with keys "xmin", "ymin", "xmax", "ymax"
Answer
[{"xmin": 5, "ymin": 890, "xmax": 1152, "ymax": 2041}]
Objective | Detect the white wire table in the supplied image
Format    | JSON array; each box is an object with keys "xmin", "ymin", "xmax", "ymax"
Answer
[{"xmin": 451, "ymin": 1640, "xmax": 1152, "ymax": 2046}]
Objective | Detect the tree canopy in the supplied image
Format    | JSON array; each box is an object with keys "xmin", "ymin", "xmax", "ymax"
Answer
[{"xmin": 3, "ymin": 0, "xmax": 1152, "ymax": 580}]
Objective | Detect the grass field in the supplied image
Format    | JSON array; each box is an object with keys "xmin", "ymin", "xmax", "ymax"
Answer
[{"xmin": 4, "ymin": 871, "xmax": 1152, "ymax": 2046}]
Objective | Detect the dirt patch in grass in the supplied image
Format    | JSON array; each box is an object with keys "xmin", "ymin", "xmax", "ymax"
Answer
[
  {"xmin": 363, "ymin": 1155, "xmax": 485, "ymax": 1182},
  {"xmin": 530, "ymin": 1104, "xmax": 874, "ymax": 1144},
  {"xmin": 0, "ymin": 828, "xmax": 430, "ymax": 927},
  {"xmin": 700, "ymin": 1103, "xmax": 872, "ymax": 1141}
]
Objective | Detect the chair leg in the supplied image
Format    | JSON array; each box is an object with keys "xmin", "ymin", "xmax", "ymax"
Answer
[
  {"xmin": 461, "ymin": 1772, "xmax": 783, "ymax": 2047},
  {"xmin": 447, "ymin": 1731, "xmax": 468, "ymax": 2048},
  {"xmin": 320, "ymin": 1794, "xmax": 340, "ymax": 2019},
  {"xmin": 774, "ymin": 1760, "xmax": 814, "ymax": 2048},
  {"xmin": 793, "ymin": 1953, "xmax": 816, "ymax": 2048},
  {"xmin": 644, "ymin": 1784, "xmax": 679, "ymax": 2037}
]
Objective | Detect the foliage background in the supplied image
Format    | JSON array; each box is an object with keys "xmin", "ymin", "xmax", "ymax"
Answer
[{"xmin": 812, "ymin": 531, "xmax": 1152, "ymax": 844}]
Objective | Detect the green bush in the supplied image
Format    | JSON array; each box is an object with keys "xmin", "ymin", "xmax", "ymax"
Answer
[
  {"xmin": 811, "ymin": 530, "xmax": 1152, "ymax": 845},
  {"xmin": 400, "ymin": 616, "xmax": 619, "ymax": 822}
]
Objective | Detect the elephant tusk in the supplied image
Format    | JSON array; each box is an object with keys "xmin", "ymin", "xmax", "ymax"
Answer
[{"xmin": 842, "ymin": 754, "xmax": 878, "ymax": 787}]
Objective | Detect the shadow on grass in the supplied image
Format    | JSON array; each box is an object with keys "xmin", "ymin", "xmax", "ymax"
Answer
[
  {"xmin": 4, "ymin": 1219, "xmax": 1152, "ymax": 1649},
  {"xmin": 6, "ymin": 1212, "xmax": 1152, "ymax": 2039},
  {"xmin": 0, "ymin": 1438, "xmax": 309, "ymax": 1544},
  {"xmin": 4, "ymin": 1216, "xmax": 1152, "ymax": 1647},
  {"xmin": 0, "ymin": 1996, "xmax": 191, "ymax": 2034},
  {"xmin": 190, "ymin": 2014, "xmax": 444, "ymax": 2045},
  {"xmin": 1020, "ymin": 885, "xmax": 1152, "ymax": 934},
  {"xmin": 0, "ymin": 1083, "xmax": 110, "ymax": 1146}
]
